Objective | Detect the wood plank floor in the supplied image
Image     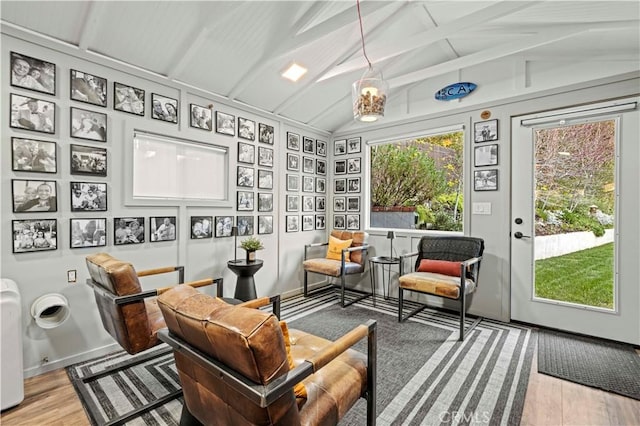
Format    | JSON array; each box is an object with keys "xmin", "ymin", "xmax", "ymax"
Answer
[{"xmin": 2, "ymin": 348, "xmax": 639, "ymax": 425}]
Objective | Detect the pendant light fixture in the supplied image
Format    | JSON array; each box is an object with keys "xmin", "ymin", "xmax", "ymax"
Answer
[{"xmin": 352, "ymin": 0, "xmax": 388, "ymax": 122}]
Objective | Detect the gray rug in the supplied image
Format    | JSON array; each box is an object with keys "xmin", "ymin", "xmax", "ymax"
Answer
[
  {"xmin": 67, "ymin": 291, "xmax": 535, "ymax": 425},
  {"xmin": 538, "ymin": 329, "xmax": 640, "ymax": 400}
]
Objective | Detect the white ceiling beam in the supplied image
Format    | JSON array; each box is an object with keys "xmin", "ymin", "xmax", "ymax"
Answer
[
  {"xmin": 317, "ymin": 1, "xmax": 538, "ymax": 82},
  {"xmin": 166, "ymin": 27, "xmax": 211, "ymax": 80},
  {"xmin": 77, "ymin": 1, "xmax": 108, "ymax": 51},
  {"xmin": 289, "ymin": 1, "xmax": 336, "ymax": 36}
]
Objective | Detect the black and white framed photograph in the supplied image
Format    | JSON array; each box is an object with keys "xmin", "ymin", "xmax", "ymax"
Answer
[
  {"xmin": 287, "ymin": 132, "xmax": 300, "ymax": 150},
  {"xmin": 238, "ymin": 117, "xmax": 255, "ymax": 141},
  {"xmin": 10, "ymin": 94, "xmax": 55, "ymax": 134},
  {"xmin": 257, "ymin": 170, "xmax": 273, "ymax": 189},
  {"xmin": 303, "ymin": 156, "xmax": 314, "ymax": 174},
  {"xmin": 335, "ymin": 160, "xmax": 346, "ymax": 175},
  {"xmin": 315, "ymin": 215, "xmax": 326, "ymax": 230},
  {"xmin": 302, "ymin": 176, "xmax": 314, "ymax": 193},
  {"xmin": 347, "ymin": 157, "xmax": 361, "ymax": 174},
  {"xmin": 237, "ymin": 216, "xmax": 254, "ymax": 236},
  {"xmin": 258, "ymin": 146, "xmax": 273, "ymax": 167},
  {"xmin": 347, "ymin": 177, "xmax": 361, "ymax": 193},
  {"xmin": 190, "ymin": 104, "xmax": 212, "ymax": 130},
  {"xmin": 237, "ymin": 191, "xmax": 254, "ymax": 211},
  {"xmin": 258, "ymin": 192, "xmax": 273, "ymax": 211},
  {"xmin": 216, "ymin": 111, "xmax": 235, "ymax": 136},
  {"xmin": 214, "ymin": 216, "xmax": 233, "ymax": 238},
  {"xmin": 347, "ymin": 196, "xmax": 360, "ymax": 212},
  {"xmin": 12, "ymin": 219, "xmax": 57, "ymax": 253},
  {"xmin": 315, "ymin": 177, "xmax": 326, "ymax": 193},
  {"xmin": 70, "ymin": 218, "xmax": 107, "ymax": 248},
  {"xmin": 190, "ymin": 216, "xmax": 213, "ymax": 239},
  {"xmin": 315, "ymin": 196, "xmax": 326, "ymax": 212},
  {"xmin": 316, "ymin": 159, "xmax": 326, "ymax": 176},
  {"xmin": 70, "ymin": 144, "xmax": 107, "ymax": 176},
  {"xmin": 302, "ymin": 215, "xmax": 314, "ymax": 231},
  {"xmin": 474, "ymin": 144, "xmax": 499, "ymax": 167},
  {"xmin": 334, "ymin": 196, "xmax": 346, "ymax": 212},
  {"xmin": 70, "ymin": 69, "xmax": 106, "ymax": 107},
  {"xmin": 286, "ymin": 194, "xmax": 299, "ymax": 212},
  {"xmin": 334, "ymin": 178, "xmax": 346, "ymax": 194},
  {"xmin": 302, "ymin": 195, "xmax": 314, "ymax": 212},
  {"xmin": 286, "ymin": 215, "xmax": 299, "ymax": 232},
  {"xmin": 258, "ymin": 215, "xmax": 273, "ymax": 234},
  {"xmin": 316, "ymin": 139, "xmax": 327, "ymax": 157},
  {"xmin": 71, "ymin": 182, "xmax": 107, "ymax": 212},
  {"xmin": 12, "ymin": 137, "xmax": 56, "ymax": 173},
  {"xmin": 334, "ymin": 215, "xmax": 346, "ymax": 230},
  {"xmin": 10, "ymin": 52, "xmax": 55, "ymax": 95},
  {"xmin": 286, "ymin": 152, "xmax": 300, "ymax": 171},
  {"xmin": 114, "ymin": 82, "xmax": 144, "ymax": 116},
  {"xmin": 286, "ymin": 174, "xmax": 299, "ymax": 191},
  {"xmin": 303, "ymin": 136, "xmax": 314, "ymax": 154},
  {"xmin": 12, "ymin": 179, "xmax": 57, "ymax": 213},
  {"xmin": 258, "ymin": 123, "xmax": 274, "ymax": 145},
  {"xmin": 474, "ymin": 169, "xmax": 499, "ymax": 191},
  {"xmin": 474, "ymin": 119, "xmax": 499, "ymax": 142},
  {"xmin": 70, "ymin": 107, "xmax": 107, "ymax": 142},
  {"xmin": 237, "ymin": 166, "xmax": 254, "ymax": 188},
  {"xmin": 334, "ymin": 139, "xmax": 347, "ymax": 156},
  {"xmin": 151, "ymin": 93, "xmax": 178, "ymax": 123},
  {"xmin": 114, "ymin": 217, "xmax": 145, "ymax": 245},
  {"xmin": 150, "ymin": 217, "xmax": 177, "ymax": 242},
  {"xmin": 346, "ymin": 214, "xmax": 360, "ymax": 230},
  {"xmin": 347, "ymin": 137, "xmax": 362, "ymax": 154},
  {"xmin": 238, "ymin": 142, "xmax": 255, "ymax": 164}
]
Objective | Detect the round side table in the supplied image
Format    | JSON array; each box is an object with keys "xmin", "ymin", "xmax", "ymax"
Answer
[
  {"xmin": 227, "ymin": 259, "xmax": 263, "ymax": 301},
  {"xmin": 369, "ymin": 256, "xmax": 400, "ymax": 300}
]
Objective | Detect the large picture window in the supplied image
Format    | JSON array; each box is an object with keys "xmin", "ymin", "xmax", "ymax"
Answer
[{"xmin": 369, "ymin": 128, "xmax": 464, "ymax": 231}]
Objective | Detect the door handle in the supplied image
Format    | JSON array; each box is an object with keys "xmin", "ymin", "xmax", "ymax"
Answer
[{"xmin": 514, "ymin": 232, "xmax": 531, "ymax": 239}]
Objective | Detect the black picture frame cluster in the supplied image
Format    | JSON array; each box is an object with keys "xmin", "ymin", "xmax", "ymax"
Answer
[
  {"xmin": 331, "ymin": 136, "xmax": 363, "ymax": 230},
  {"xmin": 473, "ymin": 119, "xmax": 499, "ymax": 191}
]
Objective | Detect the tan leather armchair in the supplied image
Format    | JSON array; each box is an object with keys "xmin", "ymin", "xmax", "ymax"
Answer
[{"xmin": 157, "ymin": 285, "xmax": 377, "ymax": 425}]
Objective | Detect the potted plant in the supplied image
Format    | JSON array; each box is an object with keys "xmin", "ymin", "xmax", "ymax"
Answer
[{"xmin": 240, "ymin": 236, "xmax": 264, "ymax": 262}]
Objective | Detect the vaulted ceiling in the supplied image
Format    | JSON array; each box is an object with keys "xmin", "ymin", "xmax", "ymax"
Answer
[{"xmin": 2, "ymin": 1, "xmax": 638, "ymax": 133}]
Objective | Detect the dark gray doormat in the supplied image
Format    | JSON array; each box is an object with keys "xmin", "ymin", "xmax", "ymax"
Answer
[{"xmin": 538, "ymin": 329, "xmax": 640, "ymax": 400}]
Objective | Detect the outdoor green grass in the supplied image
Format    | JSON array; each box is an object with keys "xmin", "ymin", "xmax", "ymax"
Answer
[{"xmin": 535, "ymin": 243, "xmax": 614, "ymax": 309}]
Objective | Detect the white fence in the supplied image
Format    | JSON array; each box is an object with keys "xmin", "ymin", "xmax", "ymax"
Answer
[{"xmin": 535, "ymin": 229, "xmax": 614, "ymax": 260}]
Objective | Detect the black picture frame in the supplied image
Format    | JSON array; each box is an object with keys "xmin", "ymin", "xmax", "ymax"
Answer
[
  {"xmin": 257, "ymin": 170, "xmax": 273, "ymax": 189},
  {"xmin": 190, "ymin": 216, "xmax": 213, "ymax": 239},
  {"xmin": 316, "ymin": 159, "xmax": 326, "ymax": 176},
  {"xmin": 258, "ymin": 192, "xmax": 273, "ymax": 211},
  {"xmin": 70, "ymin": 182, "xmax": 107, "ymax": 212},
  {"xmin": 237, "ymin": 166, "xmax": 254, "ymax": 188},
  {"xmin": 216, "ymin": 111, "xmax": 235, "ymax": 136},
  {"xmin": 12, "ymin": 218, "xmax": 57, "ymax": 253},
  {"xmin": 286, "ymin": 215, "xmax": 299, "ymax": 232},
  {"xmin": 347, "ymin": 137, "xmax": 362, "ymax": 154},
  {"xmin": 151, "ymin": 93, "xmax": 178, "ymax": 123},
  {"xmin": 302, "ymin": 215, "xmax": 314, "ymax": 231},
  {"xmin": 303, "ymin": 136, "xmax": 315, "ymax": 154},
  {"xmin": 334, "ymin": 178, "xmax": 346, "ymax": 194},
  {"xmin": 114, "ymin": 217, "xmax": 145, "ymax": 245},
  {"xmin": 334, "ymin": 139, "xmax": 347, "ymax": 156},
  {"xmin": 474, "ymin": 169, "xmax": 499, "ymax": 191},
  {"xmin": 347, "ymin": 157, "xmax": 361, "ymax": 174},
  {"xmin": 238, "ymin": 117, "xmax": 255, "ymax": 141},
  {"xmin": 286, "ymin": 194, "xmax": 299, "ymax": 212},
  {"xmin": 238, "ymin": 142, "xmax": 255, "ymax": 164},
  {"xmin": 335, "ymin": 160, "xmax": 346, "ymax": 175},
  {"xmin": 10, "ymin": 94, "xmax": 55, "ymax": 134},
  {"xmin": 302, "ymin": 195, "xmax": 314, "ymax": 212},
  {"xmin": 258, "ymin": 215, "xmax": 273, "ymax": 234},
  {"xmin": 258, "ymin": 146, "xmax": 273, "ymax": 167},
  {"xmin": 287, "ymin": 132, "xmax": 300, "ymax": 151},
  {"xmin": 474, "ymin": 144, "xmax": 499, "ymax": 167},
  {"xmin": 70, "ymin": 69, "xmax": 107, "ymax": 107},
  {"xmin": 70, "ymin": 218, "xmax": 107, "ymax": 248},
  {"xmin": 214, "ymin": 216, "xmax": 234, "ymax": 238},
  {"xmin": 303, "ymin": 156, "xmax": 314, "ymax": 174},
  {"xmin": 315, "ymin": 196, "xmax": 326, "ymax": 212},
  {"xmin": 70, "ymin": 144, "xmax": 107, "ymax": 176},
  {"xmin": 113, "ymin": 82, "xmax": 145, "ymax": 116},
  {"xmin": 286, "ymin": 153, "xmax": 300, "ymax": 171},
  {"xmin": 10, "ymin": 51, "xmax": 56, "ymax": 95},
  {"xmin": 237, "ymin": 216, "xmax": 254, "ymax": 236},
  {"xmin": 346, "ymin": 214, "xmax": 360, "ymax": 230},
  {"xmin": 347, "ymin": 177, "xmax": 361, "ymax": 193},
  {"xmin": 70, "ymin": 107, "xmax": 107, "ymax": 142},
  {"xmin": 12, "ymin": 179, "xmax": 57, "ymax": 213},
  {"xmin": 302, "ymin": 176, "xmax": 314, "ymax": 193},
  {"xmin": 347, "ymin": 196, "xmax": 360, "ymax": 212},
  {"xmin": 286, "ymin": 174, "xmax": 299, "ymax": 191},
  {"xmin": 316, "ymin": 139, "xmax": 327, "ymax": 157},
  {"xmin": 258, "ymin": 123, "xmax": 274, "ymax": 145},
  {"xmin": 315, "ymin": 177, "xmax": 326, "ymax": 193},
  {"xmin": 237, "ymin": 191, "xmax": 254, "ymax": 211},
  {"xmin": 12, "ymin": 137, "xmax": 57, "ymax": 173},
  {"xmin": 150, "ymin": 216, "xmax": 177, "ymax": 242},
  {"xmin": 334, "ymin": 196, "xmax": 346, "ymax": 212},
  {"xmin": 190, "ymin": 104, "xmax": 212, "ymax": 130},
  {"xmin": 334, "ymin": 214, "xmax": 346, "ymax": 230},
  {"xmin": 315, "ymin": 214, "xmax": 326, "ymax": 230},
  {"xmin": 474, "ymin": 119, "xmax": 499, "ymax": 143}
]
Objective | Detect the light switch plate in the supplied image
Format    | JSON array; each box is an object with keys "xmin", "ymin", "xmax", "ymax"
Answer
[
  {"xmin": 67, "ymin": 270, "xmax": 77, "ymax": 283},
  {"xmin": 472, "ymin": 202, "xmax": 492, "ymax": 215}
]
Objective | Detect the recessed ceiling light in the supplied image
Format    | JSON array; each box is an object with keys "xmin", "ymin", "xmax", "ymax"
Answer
[{"xmin": 282, "ymin": 63, "xmax": 307, "ymax": 82}]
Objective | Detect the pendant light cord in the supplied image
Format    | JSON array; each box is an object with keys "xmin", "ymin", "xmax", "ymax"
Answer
[{"xmin": 357, "ymin": 0, "xmax": 373, "ymax": 70}]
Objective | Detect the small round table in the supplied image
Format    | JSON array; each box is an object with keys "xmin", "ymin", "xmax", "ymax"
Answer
[
  {"xmin": 369, "ymin": 256, "xmax": 400, "ymax": 300},
  {"xmin": 227, "ymin": 259, "xmax": 263, "ymax": 301}
]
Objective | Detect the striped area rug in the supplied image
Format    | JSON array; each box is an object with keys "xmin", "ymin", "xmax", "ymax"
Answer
[{"xmin": 67, "ymin": 290, "xmax": 534, "ymax": 425}]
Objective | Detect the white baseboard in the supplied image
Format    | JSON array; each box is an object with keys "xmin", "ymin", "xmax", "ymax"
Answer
[{"xmin": 23, "ymin": 342, "xmax": 120, "ymax": 379}]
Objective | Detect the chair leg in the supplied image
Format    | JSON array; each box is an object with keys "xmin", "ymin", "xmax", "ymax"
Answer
[
  {"xmin": 303, "ymin": 269, "xmax": 308, "ymax": 296},
  {"xmin": 340, "ymin": 274, "xmax": 346, "ymax": 307},
  {"xmin": 398, "ymin": 287, "xmax": 404, "ymax": 322},
  {"xmin": 458, "ymin": 294, "xmax": 482, "ymax": 341}
]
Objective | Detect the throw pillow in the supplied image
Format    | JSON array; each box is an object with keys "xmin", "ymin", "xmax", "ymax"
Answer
[
  {"xmin": 417, "ymin": 259, "xmax": 462, "ymax": 277},
  {"xmin": 326, "ymin": 235, "xmax": 353, "ymax": 262},
  {"xmin": 279, "ymin": 321, "xmax": 308, "ymax": 402}
]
